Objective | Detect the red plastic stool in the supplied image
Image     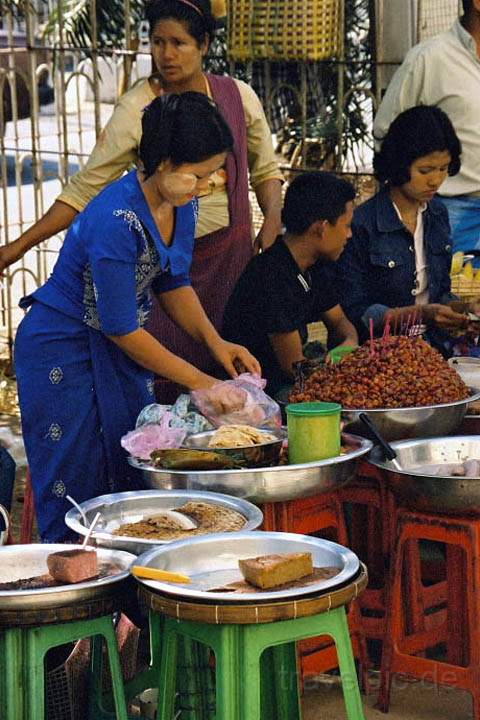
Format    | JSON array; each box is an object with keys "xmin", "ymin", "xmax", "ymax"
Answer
[
  {"xmin": 378, "ymin": 508, "xmax": 480, "ymax": 715},
  {"xmin": 269, "ymin": 490, "xmax": 371, "ymax": 690},
  {"xmin": 339, "ymin": 462, "xmax": 395, "ymax": 641}
]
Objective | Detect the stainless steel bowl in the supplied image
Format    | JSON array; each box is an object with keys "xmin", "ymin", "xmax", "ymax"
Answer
[
  {"xmin": 134, "ymin": 530, "xmax": 360, "ymax": 603},
  {"xmin": 183, "ymin": 428, "xmax": 285, "ymax": 468},
  {"xmin": 128, "ymin": 433, "xmax": 373, "ymax": 504},
  {"xmin": 369, "ymin": 435, "xmax": 480, "ymax": 513},
  {"xmin": 0, "ymin": 544, "xmax": 134, "ymax": 610},
  {"xmin": 65, "ymin": 490, "xmax": 264, "ymax": 555},
  {"xmin": 342, "ymin": 388, "xmax": 480, "ymax": 443}
]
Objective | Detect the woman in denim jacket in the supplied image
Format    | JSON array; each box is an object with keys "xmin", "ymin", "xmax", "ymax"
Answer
[{"xmin": 337, "ymin": 106, "xmax": 469, "ymax": 354}]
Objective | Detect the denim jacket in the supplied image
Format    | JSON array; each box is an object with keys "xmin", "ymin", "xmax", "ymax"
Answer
[{"xmin": 336, "ymin": 188, "xmax": 454, "ymax": 343}]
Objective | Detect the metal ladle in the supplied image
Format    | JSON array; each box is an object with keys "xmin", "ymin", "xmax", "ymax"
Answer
[{"xmin": 359, "ymin": 413, "xmax": 403, "ymax": 472}]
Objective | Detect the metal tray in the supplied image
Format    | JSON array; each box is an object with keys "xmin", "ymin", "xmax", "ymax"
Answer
[
  {"xmin": 133, "ymin": 531, "xmax": 360, "ymax": 603},
  {"xmin": 65, "ymin": 489, "xmax": 264, "ymax": 556},
  {"xmin": 129, "ymin": 433, "xmax": 372, "ymax": 504},
  {"xmin": 0, "ymin": 544, "xmax": 134, "ymax": 610},
  {"xmin": 368, "ymin": 435, "xmax": 480, "ymax": 513},
  {"xmin": 342, "ymin": 388, "xmax": 480, "ymax": 442}
]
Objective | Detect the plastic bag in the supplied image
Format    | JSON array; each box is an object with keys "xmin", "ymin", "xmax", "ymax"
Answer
[
  {"xmin": 190, "ymin": 373, "xmax": 281, "ymax": 429},
  {"xmin": 121, "ymin": 412, "xmax": 187, "ymax": 459},
  {"xmin": 135, "ymin": 394, "xmax": 214, "ymax": 435}
]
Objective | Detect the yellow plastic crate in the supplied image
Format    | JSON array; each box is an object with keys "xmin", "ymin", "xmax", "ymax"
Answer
[
  {"xmin": 450, "ymin": 275, "xmax": 480, "ymax": 302},
  {"xmin": 228, "ymin": 0, "xmax": 341, "ymax": 62}
]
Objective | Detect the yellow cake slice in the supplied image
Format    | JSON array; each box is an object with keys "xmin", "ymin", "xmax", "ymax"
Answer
[{"xmin": 238, "ymin": 552, "xmax": 313, "ymax": 589}]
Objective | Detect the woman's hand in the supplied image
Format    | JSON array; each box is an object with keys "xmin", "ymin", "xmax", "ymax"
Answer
[{"xmin": 210, "ymin": 339, "xmax": 261, "ymax": 378}]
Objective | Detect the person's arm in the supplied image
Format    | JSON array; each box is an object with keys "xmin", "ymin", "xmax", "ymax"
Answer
[
  {"xmin": 253, "ymin": 178, "xmax": 283, "ymax": 252},
  {"xmin": 235, "ymin": 80, "xmax": 284, "ymax": 251},
  {"xmin": 0, "ymin": 201, "xmax": 78, "ymax": 272},
  {"xmin": 268, "ymin": 330, "xmax": 305, "ymax": 378},
  {"xmin": 321, "ymin": 304, "xmax": 358, "ymax": 348},
  {"xmin": 385, "ymin": 304, "xmax": 468, "ymax": 331},
  {"xmin": 157, "ymin": 285, "xmax": 261, "ymax": 377},
  {"xmin": 107, "ymin": 328, "xmax": 217, "ymax": 390}
]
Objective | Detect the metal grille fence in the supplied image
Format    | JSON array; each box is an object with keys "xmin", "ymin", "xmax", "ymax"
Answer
[{"xmin": 0, "ymin": 0, "xmax": 462, "ymax": 362}]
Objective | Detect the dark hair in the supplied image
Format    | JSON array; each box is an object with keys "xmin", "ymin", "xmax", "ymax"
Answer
[
  {"xmin": 145, "ymin": 0, "xmax": 216, "ymax": 47},
  {"xmin": 462, "ymin": 0, "xmax": 473, "ymax": 15},
  {"xmin": 282, "ymin": 172, "xmax": 356, "ymax": 234},
  {"xmin": 139, "ymin": 92, "xmax": 233, "ymax": 177},
  {"xmin": 373, "ymin": 105, "xmax": 462, "ymax": 186}
]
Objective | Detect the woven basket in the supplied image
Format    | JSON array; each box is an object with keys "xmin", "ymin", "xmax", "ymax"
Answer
[
  {"xmin": 227, "ymin": 0, "xmax": 341, "ymax": 62},
  {"xmin": 451, "ymin": 275, "xmax": 480, "ymax": 302}
]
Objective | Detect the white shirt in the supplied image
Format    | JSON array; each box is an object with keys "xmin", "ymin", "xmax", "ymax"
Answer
[
  {"xmin": 393, "ymin": 201, "xmax": 429, "ymax": 305},
  {"xmin": 373, "ymin": 20, "xmax": 480, "ymax": 198}
]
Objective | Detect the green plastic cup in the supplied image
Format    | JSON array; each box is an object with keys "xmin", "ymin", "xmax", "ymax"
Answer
[
  {"xmin": 328, "ymin": 345, "xmax": 356, "ymax": 364},
  {"xmin": 286, "ymin": 401, "xmax": 342, "ymax": 464}
]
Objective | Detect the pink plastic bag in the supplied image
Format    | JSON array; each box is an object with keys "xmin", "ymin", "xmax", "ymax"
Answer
[
  {"xmin": 190, "ymin": 373, "xmax": 281, "ymax": 429},
  {"xmin": 121, "ymin": 412, "xmax": 187, "ymax": 459}
]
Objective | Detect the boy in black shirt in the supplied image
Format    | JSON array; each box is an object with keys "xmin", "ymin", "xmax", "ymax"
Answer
[{"xmin": 223, "ymin": 172, "xmax": 358, "ymax": 394}]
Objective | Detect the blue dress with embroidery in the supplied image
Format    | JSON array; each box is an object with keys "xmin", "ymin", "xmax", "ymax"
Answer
[{"xmin": 14, "ymin": 171, "xmax": 197, "ymax": 542}]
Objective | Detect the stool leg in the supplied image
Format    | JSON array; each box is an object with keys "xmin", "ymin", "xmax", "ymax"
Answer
[
  {"xmin": 2, "ymin": 628, "xmax": 25, "ymax": 720},
  {"xmin": 330, "ymin": 609, "xmax": 367, "ymax": 720},
  {"xmin": 238, "ymin": 627, "xmax": 262, "ymax": 720},
  {"xmin": 24, "ymin": 628, "xmax": 47, "ymax": 720},
  {"xmin": 156, "ymin": 619, "xmax": 180, "ymax": 720},
  {"xmin": 215, "ymin": 626, "xmax": 242, "ymax": 720}
]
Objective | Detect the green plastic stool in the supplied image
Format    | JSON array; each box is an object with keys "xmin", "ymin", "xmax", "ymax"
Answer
[
  {"xmin": 0, "ymin": 615, "xmax": 128, "ymax": 720},
  {"xmin": 152, "ymin": 605, "xmax": 365, "ymax": 720}
]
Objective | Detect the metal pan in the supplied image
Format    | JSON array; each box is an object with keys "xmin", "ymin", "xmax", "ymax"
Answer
[
  {"xmin": 0, "ymin": 544, "xmax": 134, "ymax": 610},
  {"xmin": 342, "ymin": 388, "xmax": 480, "ymax": 442},
  {"xmin": 368, "ymin": 435, "xmax": 480, "ymax": 514},
  {"xmin": 182, "ymin": 428, "xmax": 285, "ymax": 468},
  {"xmin": 133, "ymin": 531, "xmax": 360, "ymax": 603},
  {"xmin": 129, "ymin": 433, "xmax": 372, "ymax": 504},
  {"xmin": 65, "ymin": 489, "xmax": 264, "ymax": 556}
]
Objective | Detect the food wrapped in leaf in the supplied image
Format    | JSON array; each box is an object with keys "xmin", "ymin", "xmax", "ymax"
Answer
[{"xmin": 150, "ymin": 448, "xmax": 244, "ymax": 470}]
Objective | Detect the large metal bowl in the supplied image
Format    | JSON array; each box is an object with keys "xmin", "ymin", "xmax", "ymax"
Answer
[
  {"xmin": 183, "ymin": 428, "xmax": 285, "ymax": 468},
  {"xmin": 134, "ymin": 531, "xmax": 360, "ymax": 603},
  {"xmin": 368, "ymin": 435, "xmax": 480, "ymax": 513},
  {"xmin": 65, "ymin": 489, "xmax": 264, "ymax": 555},
  {"xmin": 128, "ymin": 433, "xmax": 372, "ymax": 504},
  {"xmin": 0, "ymin": 544, "xmax": 134, "ymax": 610},
  {"xmin": 342, "ymin": 387, "xmax": 480, "ymax": 442}
]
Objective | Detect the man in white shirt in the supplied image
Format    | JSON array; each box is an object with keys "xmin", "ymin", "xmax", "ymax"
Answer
[{"xmin": 373, "ymin": 0, "xmax": 480, "ymax": 260}]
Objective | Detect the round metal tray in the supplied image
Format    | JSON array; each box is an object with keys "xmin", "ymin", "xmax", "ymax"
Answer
[
  {"xmin": 368, "ymin": 435, "xmax": 480, "ymax": 513},
  {"xmin": 342, "ymin": 387, "xmax": 480, "ymax": 442},
  {"xmin": 0, "ymin": 544, "xmax": 134, "ymax": 610},
  {"xmin": 65, "ymin": 489, "xmax": 264, "ymax": 555},
  {"xmin": 128, "ymin": 433, "xmax": 372, "ymax": 504},
  {"xmin": 133, "ymin": 531, "xmax": 360, "ymax": 603}
]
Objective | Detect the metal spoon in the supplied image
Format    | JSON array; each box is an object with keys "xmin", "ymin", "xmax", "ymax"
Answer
[
  {"xmin": 81, "ymin": 511, "xmax": 102, "ymax": 549},
  {"xmin": 66, "ymin": 495, "xmax": 88, "ymax": 527}
]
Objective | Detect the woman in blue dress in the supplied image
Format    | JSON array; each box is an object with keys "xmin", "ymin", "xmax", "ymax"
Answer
[{"xmin": 15, "ymin": 92, "xmax": 260, "ymax": 542}]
